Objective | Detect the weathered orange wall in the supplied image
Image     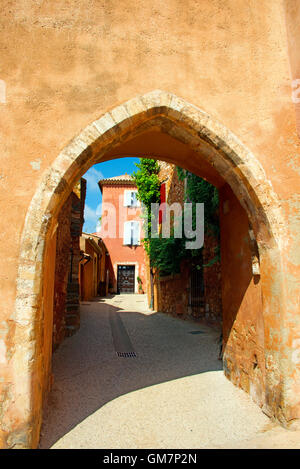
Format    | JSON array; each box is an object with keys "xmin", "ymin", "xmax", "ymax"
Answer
[
  {"xmin": 0, "ymin": 0, "xmax": 299, "ymax": 448},
  {"xmin": 285, "ymin": 0, "xmax": 300, "ymax": 136},
  {"xmin": 220, "ymin": 184, "xmax": 265, "ymax": 407}
]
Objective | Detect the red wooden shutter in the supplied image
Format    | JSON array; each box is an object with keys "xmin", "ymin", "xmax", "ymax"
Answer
[{"xmin": 159, "ymin": 183, "xmax": 166, "ymax": 224}]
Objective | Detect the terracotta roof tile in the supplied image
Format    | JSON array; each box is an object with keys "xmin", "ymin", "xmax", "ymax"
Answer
[{"xmin": 98, "ymin": 173, "xmax": 136, "ymax": 189}]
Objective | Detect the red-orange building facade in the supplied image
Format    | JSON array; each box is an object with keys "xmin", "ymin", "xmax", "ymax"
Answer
[{"xmin": 98, "ymin": 175, "xmax": 147, "ymax": 295}]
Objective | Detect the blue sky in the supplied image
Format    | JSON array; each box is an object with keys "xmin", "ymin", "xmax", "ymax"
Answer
[{"xmin": 82, "ymin": 157, "xmax": 140, "ymax": 233}]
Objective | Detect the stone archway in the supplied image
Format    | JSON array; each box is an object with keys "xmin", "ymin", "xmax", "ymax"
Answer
[{"xmin": 13, "ymin": 90, "xmax": 287, "ymax": 448}]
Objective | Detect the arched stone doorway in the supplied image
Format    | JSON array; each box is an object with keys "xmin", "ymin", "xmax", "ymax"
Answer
[{"xmin": 13, "ymin": 90, "xmax": 287, "ymax": 448}]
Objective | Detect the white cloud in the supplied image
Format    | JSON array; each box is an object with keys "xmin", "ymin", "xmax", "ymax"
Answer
[
  {"xmin": 95, "ymin": 219, "xmax": 102, "ymax": 233},
  {"xmin": 83, "ymin": 166, "xmax": 104, "ymax": 192},
  {"xmin": 83, "ymin": 203, "xmax": 102, "ymax": 233}
]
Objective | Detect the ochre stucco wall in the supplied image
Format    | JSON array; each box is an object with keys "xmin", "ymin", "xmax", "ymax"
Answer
[
  {"xmin": 220, "ymin": 184, "xmax": 266, "ymax": 408},
  {"xmin": 285, "ymin": 0, "xmax": 300, "ymax": 135},
  {"xmin": 0, "ymin": 0, "xmax": 296, "ymax": 325},
  {"xmin": 0, "ymin": 0, "xmax": 299, "ymax": 448}
]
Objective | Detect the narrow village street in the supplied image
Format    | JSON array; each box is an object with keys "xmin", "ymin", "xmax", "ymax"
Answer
[{"xmin": 39, "ymin": 295, "xmax": 299, "ymax": 449}]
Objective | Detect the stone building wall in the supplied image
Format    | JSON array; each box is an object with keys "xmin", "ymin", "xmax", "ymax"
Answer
[
  {"xmin": 52, "ymin": 179, "xmax": 86, "ymax": 349},
  {"xmin": 155, "ymin": 163, "xmax": 222, "ymax": 324},
  {"xmin": 52, "ymin": 195, "xmax": 72, "ymax": 350},
  {"xmin": 202, "ymin": 236, "xmax": 222, "ymax": 323},
  {"xmin": 158, "ymin": 160, "xmax": 185, "ymax": 207},
  {"xmin": 65, "ymin": 186, "xmax": 86, "ymax": 337},
  {"xmin": 156, "ymin": 261, "xmax": 190, "ymax": 316}
]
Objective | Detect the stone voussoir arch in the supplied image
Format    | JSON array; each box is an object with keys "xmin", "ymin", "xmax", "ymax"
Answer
[{"xmin": 13, "ymin": 90, "xmax": 287, "ymax": 447}]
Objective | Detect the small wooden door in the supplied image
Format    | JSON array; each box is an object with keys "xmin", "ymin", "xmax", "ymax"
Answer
[{"xmin": 117, "ymin": 265, "xmax": 135, "ymax": 293}]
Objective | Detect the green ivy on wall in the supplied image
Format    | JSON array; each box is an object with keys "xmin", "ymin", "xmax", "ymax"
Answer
[
  {"xmin": 132, "ymin": 159, "xmax": 220, "ymax": 278},
  {"xmin": 177, "ymin": 167, "xmax": 220, "ymax": 267}
]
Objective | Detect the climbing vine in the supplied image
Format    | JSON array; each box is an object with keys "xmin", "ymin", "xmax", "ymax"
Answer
[
  {"xmin": 132, "ymin": 159, "xmax": 220, "ymax": 279},
  {"xmin": 133, "ymin": 159, "xmax": 185, "ymax": 276},
  {"xmin": 132, "ymin": 159, "xmax": 161, "ymax": 214},
  {"xmin": 177, "ymin": 167, "xmax": 220, "ymax": 266},
  {"xmin": 132, "ymin": 158, "xmax": 160, "ymax": 247}
]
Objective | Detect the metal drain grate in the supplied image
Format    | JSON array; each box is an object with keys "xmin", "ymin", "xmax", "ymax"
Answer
[
  {"xmin": 110, "ymin": 311, "xmax": 137, "ymax": 358},
  {"xmin": 116, "ymin": 352, "xmax": 137, "ymax": 358}
]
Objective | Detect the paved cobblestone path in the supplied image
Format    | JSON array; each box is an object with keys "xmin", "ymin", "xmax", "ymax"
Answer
[{"xmin": 39, "ymin": 295, "xmax": 300, "ymax": 449}]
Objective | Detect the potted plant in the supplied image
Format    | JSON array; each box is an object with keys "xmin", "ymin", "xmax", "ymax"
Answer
[{"xmin": 137, "ymin": 276, "xmax": 144, "ymax": 294}]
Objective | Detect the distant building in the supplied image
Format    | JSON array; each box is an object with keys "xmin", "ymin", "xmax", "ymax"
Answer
[
  {"xmin": 79, "ymin": 232, "xmax": 108, "ymax": 301},
  {"xmin": 98, "ymin": 174, "xmax": 146, "ymax": 294}
]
